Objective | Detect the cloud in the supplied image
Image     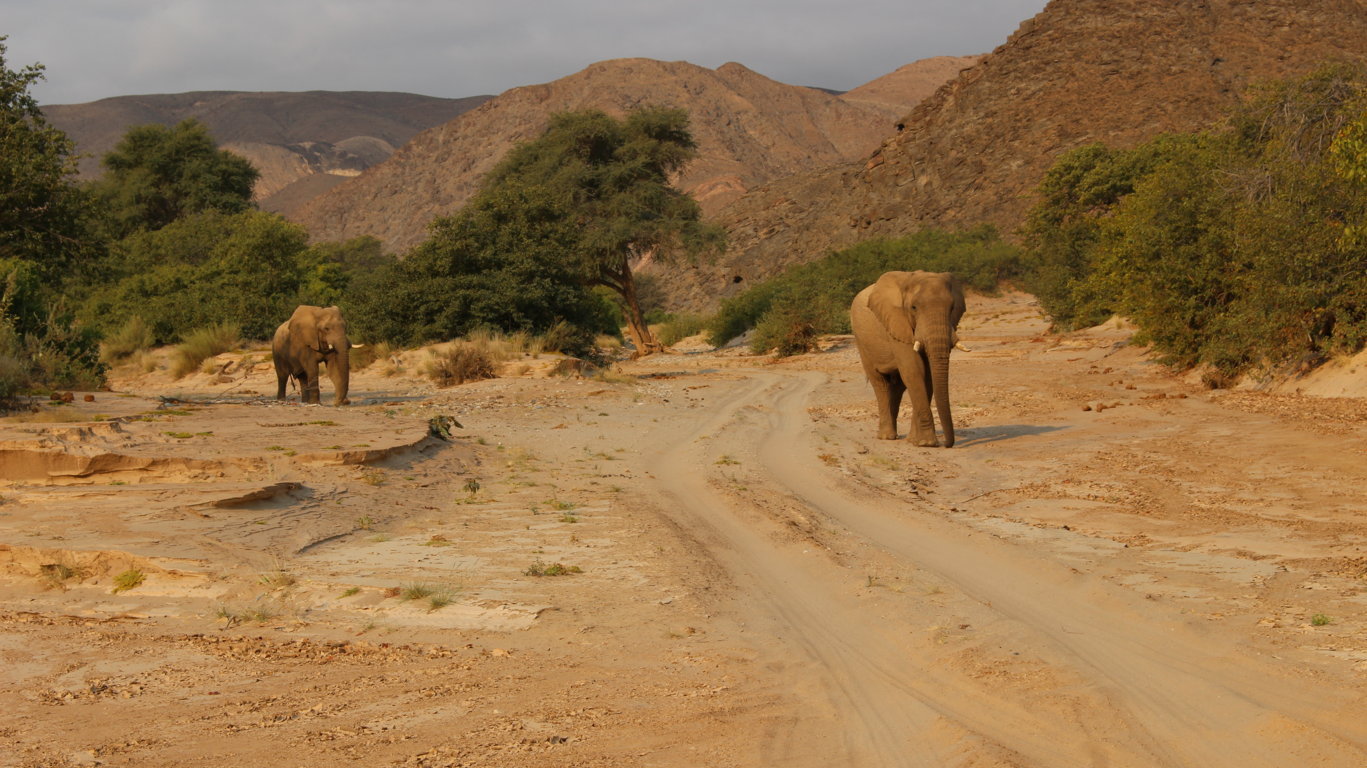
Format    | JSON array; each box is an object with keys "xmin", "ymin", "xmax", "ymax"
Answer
[{"xmin": 3, "ymin": 0, "xmax": 1048, "ymax": 105}]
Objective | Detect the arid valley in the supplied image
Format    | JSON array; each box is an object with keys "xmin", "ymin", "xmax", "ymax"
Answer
[{"xmin": 2, "ymin": 293, "xmax": 1364, "ymax": 767}]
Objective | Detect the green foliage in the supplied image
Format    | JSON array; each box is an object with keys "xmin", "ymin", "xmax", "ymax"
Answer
[
  {"xmin": 480, "ymin": 108, "xmax": 724, "ymax": 350},
  {"xmin": 0, "ymin": 40, "xmax": 106, "ymax": 399},
  {"xmin": 353, "ymin": 181, "xmax": 617, "ymax": 354},
  {"xmin": 707, "ymin": 226, "xmax": 1020, "ymax": 348},
  {"xmin": 100, "ymin": 316, "xmax": 154, "ymax": 362},
  {"xmin": 0, "ymin": 38, "xmax": 104, "ymax": 278},
  {"xmin": 169, "ymin": 322, "xmax": 240, "ymax": 379},
  {"xmin": 82, "ymin": 210, "xmax": 338, "ymax": 342},
  {"xmin": 88, "ymin": 118, "xmax": 259, "ymax": 238},
  {"xmin": 1021, "ymin": 63, "xmax": 1367, "ymax": 378},
  {"xmin": 655, "ymin": 312, "xmax": 710, "ymax": 346}
]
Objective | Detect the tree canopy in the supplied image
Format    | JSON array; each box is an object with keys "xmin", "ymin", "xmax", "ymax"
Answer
[
  {"xmin": 483, "ymin": 107, "xmax": 723, "ymax": 354},
  {"xmin": 1020, "ymin": 63, "xmax": 1367, "ymax": 381},
  {"xmin": 89, "ymin": 118, "xmax": 259, "ymax": 238}
]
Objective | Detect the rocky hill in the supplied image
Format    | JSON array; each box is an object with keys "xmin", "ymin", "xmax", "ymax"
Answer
[
  {"xmin": 42, "ymin": 91, "xmax": 491, "ymax": 215},
  {"xmin": 289, "ymin": 58, "xmax": 948, "ymax": 252},
  {"xmin": 657, "ymin": 0, "xmax": 1367, "ymax": 309},
  {"xmin": 840, "ymin": 55, "xmax": 983, "ymax": 113}
]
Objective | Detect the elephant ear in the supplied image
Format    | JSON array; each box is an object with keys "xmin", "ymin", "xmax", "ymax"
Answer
[
  {"xmin": 868, "ymin": 272, "xmax": 917, "ymax": 344},
  {"xmin": 949, "ymin": 276, "xmax": 967, "ymax": 329}
]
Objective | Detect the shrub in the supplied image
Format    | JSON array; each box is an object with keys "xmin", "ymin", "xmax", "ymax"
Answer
[
  {"xmin": 1021, "ymin": 64, "xmax": 1367, "ymax": 376},
  {"xmin": 706, "ymin": 226, "xmax": 1020, "ymax": 347},
  {"xmin": 424, "ymin": 343, "xmax": 497, "ymax": 386},
  {"xmin": 656, "ymin": 312, "xmax": 711, "ymax": 346},
  {"xmin": 170, "ymin": 322, "xmax": 240, "ymax": 379},
  {"xmin": 750, "ymin": 300, "xmax": 824, "ymax": 357},
  {"xmin": 100, "ymin": 316, "xmax": 155, "ymax": 362}
]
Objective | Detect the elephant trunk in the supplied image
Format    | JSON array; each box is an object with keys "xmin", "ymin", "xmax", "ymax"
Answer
[
  {"xmin": 328, "ymin": 347, "xmax": 350, "ymax": 406},
  {"xmin": 923, "ymin": 328, "xmax": 954, "ymax": 448}
]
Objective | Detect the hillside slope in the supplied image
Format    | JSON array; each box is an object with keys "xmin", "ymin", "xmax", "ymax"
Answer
[
  {"xmin": 42, "ymin": 91, "xmax": 491, "ymax": 214},
  {"xmin": 659, "ymin": 0, "xmax": 1367, "ymax": 309},
  {"xmin": 288, "ymin": 58, "xmax": 925, "ymax": 252}
]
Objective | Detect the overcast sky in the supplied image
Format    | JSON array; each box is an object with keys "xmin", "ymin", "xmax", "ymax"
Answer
[{"xmin": 5, "ymin": 1, "xmax": 1050, "ymax": 106}]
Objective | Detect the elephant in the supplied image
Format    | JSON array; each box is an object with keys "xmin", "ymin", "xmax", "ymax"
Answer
[
  {"xmin": 850, "ymin": 271, "xmax": 967, "ymax": 447},
  {"xmin": 272, "ymin": 305, "xmax": 356, "ymax": 406}
]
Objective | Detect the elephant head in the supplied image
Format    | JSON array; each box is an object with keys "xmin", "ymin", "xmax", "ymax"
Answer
[
  {"xmin": 866, "ymin": 271, "xmax": 966, "ymax": 446},
  {"xmin": 311, "ymin": 306, "xmax": 352, "ymax": 405}
]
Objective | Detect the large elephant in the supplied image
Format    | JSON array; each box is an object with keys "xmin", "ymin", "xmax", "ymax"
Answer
[
  {"xmin": 850, "ymin": 271, "xmax": 967, "ymax": 447},
  {"xmin": 272, "ymin": 305, "xmax": 355, "ymax": 406}
]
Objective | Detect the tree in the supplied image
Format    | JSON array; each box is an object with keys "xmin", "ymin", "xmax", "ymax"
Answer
[
  {"xmin": 90, "ymin": 118, "xmax": 259, "ymax": 238},
  {"xmin": 483, "ymin": 108, "xmax": 723, "ymax": 355},
  {"xmin": 0, "ymin": 36, "xmax": 101, "ymax": 276},
  {"xmin": 352, "ymin": 183, "xmax": 618, "ymax": 350},
  {"xmin": 0, "ymin": 37, "xmax": 106, "ymax": 397}
]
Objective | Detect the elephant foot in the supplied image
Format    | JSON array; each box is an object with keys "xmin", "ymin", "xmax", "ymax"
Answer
[
  {"xmin": 909, "ymin": 436, "xmax": 940, "ymax": 448},
  {"xmin": 876, "ymin": 430, "xmax": 898, "ymax": 440}
]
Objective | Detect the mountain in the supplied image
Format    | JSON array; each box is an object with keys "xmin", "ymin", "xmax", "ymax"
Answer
[
  {"xmin": 839, "ymin": 56, "xmax": 983, "ymax": 114},
  {"xmin": 288, "ymin": 58, "xmax": 934, "ymax": 252},
  {"xmin": 656, "ymin": 0, "xmax": 1367, "ymax": 309},
  {"xmin": 41, "ymin": 91, "xmax": 491, "ymax": 215}
]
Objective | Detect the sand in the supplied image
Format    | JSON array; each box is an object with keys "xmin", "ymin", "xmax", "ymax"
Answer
[{"xmin": 1, "ymin": 292, "xmax": 1364, "ymax": 767}]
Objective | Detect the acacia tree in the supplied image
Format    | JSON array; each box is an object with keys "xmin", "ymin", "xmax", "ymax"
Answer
[{"xmin": 484, "ymin": 107, "xmax": 723, "ymax": 355}]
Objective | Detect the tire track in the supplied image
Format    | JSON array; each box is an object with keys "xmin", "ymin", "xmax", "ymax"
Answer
[{"xmin": 644, "ymin": 368, "xmax": 1367, "ymax": 768}]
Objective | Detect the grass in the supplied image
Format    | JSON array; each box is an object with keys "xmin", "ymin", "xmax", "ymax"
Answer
[
  {"xmin": 423, "ymin": 534, "xmax": 454, "ymax": 547},
  {"xmin": 339, "ymin": 587, "xmax": 361, "ymax": 598},
  {"xmin": 424, "ymin": 343, "xmax": 498, "ymax": 387},
  {"xmin": 559, "ymin": 513, "xmax": 579, "ymax": 524},
  {"xmin": 359, "ymin": 469, "xmax": 385, "ymax": 486},
  {"xmin": 259, "ymin": 569, "xmax": 297, "ymax": 590},
  {"xmin": 100, "ymin": 316, "xmax": 155, "ymax": 363},
  {"xmin": 111, "ymin": 568, "xmax": 145, "ymax": 593},
  {"xmin": 1311, "ymin": 613, "xmax": 1333, "ymax": 626},
  {"xmin": 170, "ymin": 322, "xmax": 241, "ymax": 379},
  {"xmin": 524, "ymin": 560, "xmax": 583, "ymax": 577},
  {"xmin": 396, "ymin": 582, "xmax": 458, "ymax": 611},
  {"xmin": 355, "ymin": 515, "xmax": 375, "ymax": 530},
  {"xmin": 40, "ymin": 562, "xmax": 87, "ymax": 590}
]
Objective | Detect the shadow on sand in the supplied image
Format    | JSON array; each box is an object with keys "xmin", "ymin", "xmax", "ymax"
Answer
[{"xmin": 953, "ymin": 424, "xmax": 1067, "ymax": 448}]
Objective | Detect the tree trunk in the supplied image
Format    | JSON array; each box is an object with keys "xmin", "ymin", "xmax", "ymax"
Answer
[{"xmin": 618, "ymin": 267, "xmax": 663, "ymax": 357}]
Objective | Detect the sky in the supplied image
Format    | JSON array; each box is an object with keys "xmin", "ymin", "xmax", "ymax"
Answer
[{"xmin": 4, "ymin": 0, "xmax": 1050, "ymax": 106}]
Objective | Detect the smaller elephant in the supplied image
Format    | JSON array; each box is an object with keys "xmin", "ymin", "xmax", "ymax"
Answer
[
  {"xmin": 850, "ymin": 271, "xmax": 967, "ymax": 447},
  {"xmin": 273, "ymin": 305, "xmax": 356, "ymax": 406}
]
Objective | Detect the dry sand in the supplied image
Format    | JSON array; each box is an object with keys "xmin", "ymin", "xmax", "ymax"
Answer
[{"xmin": 2, "ymin": 293, "xmax": 1364, "ymax": 767}]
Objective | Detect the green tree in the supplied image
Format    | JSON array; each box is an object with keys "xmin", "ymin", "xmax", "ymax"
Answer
[
  {"xmin": 352, "ymin": 183, "xmax": 617, "ymax": 350},
  {"xmin": 83, "ymin": 210, "xmax": 337, "ymax": 343},
  {"xmin": 0, "ymin": 37, "xmax": 101, "ymax": 276},
  {"xmin": 483, "ymin": 108, "xmax": 723, "ymax": 355},
  {"xmin": 0, "ymin": 37, "xmax": 106, "ymax": 397},
  {"xmin": 90, "ymin": 118, "xmax": 259, "ymax": 237}
]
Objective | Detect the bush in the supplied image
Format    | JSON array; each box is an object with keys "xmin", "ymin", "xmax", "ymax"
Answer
[
  {"xmin": 708, "ymin": 226, "xmax": 1020, "ymax": 348},
  {"xmin": 424, "ymin": 344, "xmax": 497, "ymax": 387},
  {"xmin": 100, "ymin": 316, "xmax": 154, "ymax": 362},
  {"xmin": 170, "ymin": 323, "xmax": 240, "ymax": 379},
  {"xmin": 655, "ymin": 312, "xmax": 711, "ymax": 346},
  {"xmin": 750, "ymin": 301, "xmax": 823, "ymax": 357},
  {"xmin": 1021, "ymin": 64, "xmax": 1367, "ymax": 376}
]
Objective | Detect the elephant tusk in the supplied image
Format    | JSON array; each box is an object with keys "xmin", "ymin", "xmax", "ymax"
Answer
[
  {"xmin": 954, "ymin": 341, "xmax": 973, "ymax": 352},
  {"xmin": 913, "ymin": 340, "xmax": 923, "ymax": 352},
  {"xmin": 350, "ymin": 343, "xmax": 365, "ymax": 349}
]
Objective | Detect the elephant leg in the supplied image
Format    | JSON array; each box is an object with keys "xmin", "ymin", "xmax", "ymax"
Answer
[
  {"xmin": 864, "ymin": 369, "xmax": 900, "ymax": 439},
  {"xmin": 901, "ymin": 359, "xmax": 938, "ymax": 447},
  {"xmin": 297, "ymin": 369, "xmax": 318, "ymax": 405},
  {"xmin": 276, "ymin": 369, "xmax": 289, "ymax": 401}
]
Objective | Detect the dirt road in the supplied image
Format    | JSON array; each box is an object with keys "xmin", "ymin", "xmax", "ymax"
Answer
[{"xmin": 2, "ymin": 293, "xmax": 1364, "ymax": 766}]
